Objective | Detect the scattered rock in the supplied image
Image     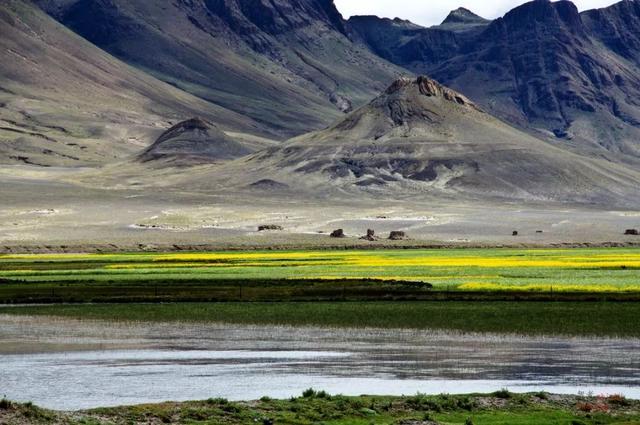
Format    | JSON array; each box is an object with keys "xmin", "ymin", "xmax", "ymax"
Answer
[
  {"xmin": 389, "ymin": 231, "xmax": 407, "ymax": 240},
  {"xmin": 330, "ymin": 229, "xmax": 346, "ymax": 238},
  {"xmin": 536, "ymin": 230, "xmax": 544, "ymax": 234},
  {"xmin": 330, "ymin": 92, "xmax": 353, "ymax": 113},
  {"xmin": 512, "ymin": 231, "xmax": 519, "ymax": 236},
  {"xmin": 553, "ymin": 129, "xmax": 574, "ymax": 139},
  {"xmin": 625, "ymin": 229, "xmax": 639, "ymax": 235},
  {"xmin": 258, "ymin": 225, "xmax": 283, "ymax": 231},
  {"xmin": 360, "ymin": 229, "xmax": 378, "ymax": 241}
]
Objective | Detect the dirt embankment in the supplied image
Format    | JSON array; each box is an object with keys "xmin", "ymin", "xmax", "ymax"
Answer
[{"xmin": 2, "ymin": 240, "xmax": 640, "ymax": 254}]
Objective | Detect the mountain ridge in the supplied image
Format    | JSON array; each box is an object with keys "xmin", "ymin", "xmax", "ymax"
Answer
[
  {"xmin": 34, "ymin": 0, "xmax": 403, "ymax": 138},
  {"xmin": 347, "ymin": 0, "xmax": 640, "ymax": 164}
]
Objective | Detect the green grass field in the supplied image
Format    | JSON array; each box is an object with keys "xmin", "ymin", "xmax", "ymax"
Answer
[
  {"xmin": 3, "ymin": 301, "xmax": 640, "ymax": 337},
  {"xmin": 2, "ymin": 391, "xmax": 640, "ymax": 424},
  {"xmin": 1, "ymin": 248, "xmax": 640, "ymax": 293},
  {"xmin": 2, "ymin": 248, "xmax": 640, "ymax": 336}
]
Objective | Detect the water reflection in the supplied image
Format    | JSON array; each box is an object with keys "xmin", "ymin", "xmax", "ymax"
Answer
[{"xmin": 1, "ymin": 314, "xmax": 639, "ymax": 409}]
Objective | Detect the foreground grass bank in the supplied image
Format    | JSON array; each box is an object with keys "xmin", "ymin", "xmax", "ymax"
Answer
[
  {"xmin": 2, "ymin": 391, "xmax": 639, "ymax": 425},
  {"xmin": 3, "ymin": 301, "xmax": 640, "ymax": 337},
  {"xmin": 1, "ymin": 248, "xmax": 640, "ymax": 293}
]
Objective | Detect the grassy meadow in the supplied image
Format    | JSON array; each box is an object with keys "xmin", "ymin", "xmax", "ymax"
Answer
[
  {"xmin": 2, "ymin": 391, "xmax": 640, "ymax": 425},
  {"xmin": 2, "ymin": 247, "xmax": 640, "ymax": 336},
  {"xmin": 1, "ymin": 247, "xmax": 639, "ymax": 292}
]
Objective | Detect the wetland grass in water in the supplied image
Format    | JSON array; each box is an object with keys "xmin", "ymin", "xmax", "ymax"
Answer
[{"xmin": 3, "ymin": 301, "xmax": 640, "ymax": 337}]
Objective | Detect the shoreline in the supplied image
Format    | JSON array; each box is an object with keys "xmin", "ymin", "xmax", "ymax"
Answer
[{"xmin": 2, "ymin": 392, "xmax": 640, "ymax": 424}]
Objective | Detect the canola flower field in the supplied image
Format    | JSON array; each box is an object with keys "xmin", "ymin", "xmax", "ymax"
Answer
[{"xmin": 1, "ymin": 247, "xmax": 639, "ymax": 293}]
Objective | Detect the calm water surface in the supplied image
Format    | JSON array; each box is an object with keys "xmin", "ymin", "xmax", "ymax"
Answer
[{"xmin": 1, "ymin": 314, "xmax": 639, "ymax": 410}]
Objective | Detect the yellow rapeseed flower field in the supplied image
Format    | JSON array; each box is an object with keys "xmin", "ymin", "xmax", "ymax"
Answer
[{"xmin": 1, "ymin": 248, "xmax": 639, "ymax": 292}]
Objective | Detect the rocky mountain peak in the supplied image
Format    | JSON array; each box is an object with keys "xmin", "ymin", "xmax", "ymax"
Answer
[
  {"xmin": 324, "ymin": 76, "xmax": 482, "ymax": 141},
  {"xmin": 385, "ymin": 76, "xmax": 476, "ymax": 108},
  {"xmin": 498, "ymin": 0, "xmax": 584, "ymax": 33},
  {"xmin": 441, "ymin": 7, "xmax": 487, "ymax": 25}
]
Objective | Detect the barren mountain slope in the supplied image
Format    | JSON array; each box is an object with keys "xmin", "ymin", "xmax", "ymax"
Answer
[
  {"xmin": 35, "ymin": 0, "xmax": 403, "ymax": 138},
  {"xmin": 0, "ymin": 0, "xmax": 262, "ymax": 166},
  {"xmin": 193, "ymin": 76, "xmax": 640, "ymax": 207}
]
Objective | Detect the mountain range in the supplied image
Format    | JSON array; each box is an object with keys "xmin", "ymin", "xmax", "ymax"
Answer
[
  {"xmin": 171, "ymin": 76, "xmax": 640, "ymax": 205},
  {"xmin": 34, "ymin": 0, "xmax": 401, "ymax": 138},
  {"xmin": 349, "ymin": 0, "xmax": 640, "ymax": 164},
  {"xmin": 2, "ymin": 0, "xmax": 640, "ymax": 206}
]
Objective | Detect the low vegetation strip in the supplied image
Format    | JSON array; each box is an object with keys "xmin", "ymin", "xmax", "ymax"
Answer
[
  {"xmin": 3, "ymin": 301, "xmax": 640, "ymax": 337},
  {"xmin": 1, "ymin": 391, "xmax": 639, "ymax": 425},
  {"xmin": 0, "ymin": 248, "xmax": 639, "ymax": 293}
]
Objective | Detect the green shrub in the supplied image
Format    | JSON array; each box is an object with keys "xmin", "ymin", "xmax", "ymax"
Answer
[
  {"xmin": 456, "ymin": 396, "xmax": 476, "ymax": 411},
  {"xmin": 0, "ymin": 397, "xmax": 11, "ymax": 410},
  {"xmin": 465, "ymin": 417, "xmax": 474, "ymax": 425},
  {"xmin": 221, "ymin": 403, "xmax": 241, "ymax": 413},
  {"xmin": 348, "ymin": 399, "xmax": 365, "ymax": 410},
  {"xmin": 206, "ymin": 397, "xmax": 228, "ymax": 405},
  {"xmin": 492, "ymin": 389, "xmax": 512, "ymax": 399},
  {"xmin": 535, "ymin": 391, "xmax": 549, "ymax": 400},
  {"xmin": 316, "ymin": 390, "xmax": 330, "ymax": 399},
  {"xmin": 302, "ymin": 388, "xmax": 317, "ymax": 398}
]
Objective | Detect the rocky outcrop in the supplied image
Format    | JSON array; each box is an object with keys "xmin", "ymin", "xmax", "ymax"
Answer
[
  {"xmin": 360, "ymin": 229, "xmax": 378, "ymax": 241},
  {"xmin": 332, "ymin": 76, "xmax": 481, "ymax": 138},
  {"xmin": 441, "ymin": 7, "xmax": 489, "ymax": 26},
  {"xmin": 414, "ymin": 76, "xmax": 475, "ymax": 106},
  {"xmin": 389, "ymin": 231, "xmax": 407, "ymax": 240},
  {"xmin": 258, "ymin": 225, "xmax": 284, "ymax": 231}
]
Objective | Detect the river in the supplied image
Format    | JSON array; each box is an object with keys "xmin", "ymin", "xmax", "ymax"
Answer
[{"xmin": 1, "ymin": 314, "xmax": 639, "ymax": 410}]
